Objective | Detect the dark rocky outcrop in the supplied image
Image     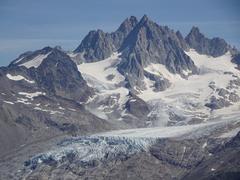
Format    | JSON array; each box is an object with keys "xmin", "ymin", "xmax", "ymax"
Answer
[
  {"xmin": 125, "ymin": 92, "xmax": 150, "ymax": 120},
  {"xmin": 117, "ymin": 15, "xmax": 198, "ymax": 90},
  {"xmin": 29, "ymin": 48, "xmax": 93, "ymax": 102},
  {"xmin": 185, "ymin": 26, "xmax": 232, "ymax": 57},
  {"xmin": 205, "ymin": 96, "xmax": 232, "ymax": 110},
  {"xmin": 183, "ymin": 132, "xmax": 240, "ymax": 180},
  {"xmin": 232, "ymin": 53, "xmax": 240, "ymax": 69},
  {"xmin": 111, "ymin": 16, "xmax": 139, "ymax": 49},
  {"xmin": 144, "ymin": 71, "xmax": 171, "ymax": 91},
  {"xmin": 9, "ymin": 46, "xmax": 53, "ymax": 67},
  {"xmin": 73, "ymin": 15, "xmax": 199, "ymax": 91},
  {"xmin": 74, "ymin": 30, "xmax": 116, "ymax": 62},
  {"xmin": 119, "ymin": 15, "xmax": 198, "ymax": 75},
  {"xmin": 74, "ymin": 16, "xmax": 138, "ymax": 62}
]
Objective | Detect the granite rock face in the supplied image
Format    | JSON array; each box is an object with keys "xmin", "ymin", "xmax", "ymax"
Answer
[
  {"xmin": 117, "ymin": 15, "xmax": 198, "ymax": 90},
  {"xmin": 29, "ymin": 48, "xmax": 93, "ymax": 102},
  {"xmin": 119, "ymin": 15, "xmax": 198, "ymax": 75},
  {"xmin": 74, "ymin": 16, "xmax": 138, "ymax": 62},
  {"xmin": 74, "ymin": 30, "xmax": 116, "ymax": 62},
  {"xmin": 232, "ymin": 53, "xmax": 240, "ymax": 69},
  {"xmin": 183, "ymin": 132, "xmax": 240, "ymax": 180},
  {"xmin": 111, "ymin": 16, "xmax": 139, "ymax": 49},
  {"xmin": 125, "ymin": 92, "xmax": 150, "ymax": 121},
  {"xmin": 144, "ymin": 71, "xmax": 171, "ymax": 91},
  {"xmin": 185, "ymin": 26, "xmax": 232, "ymax": 57},
  {"xmin": 205, "ymin": 96, "xmax": 232, "ymax": 110}
]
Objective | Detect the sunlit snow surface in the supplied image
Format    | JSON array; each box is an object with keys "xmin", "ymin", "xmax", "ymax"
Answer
[
  {"xmin": 77, "ymin": 53, "xmax": 129, "ymax": 120},
  {"xmin": 19, "ymin": 52, "xmax": 51, "ymax": 68},
  {"xmin": 97, "ymin": 118, "xmax": 240, "ymax": 139},
  {"xmin": 139, "ymin": 49, "xmax": 240, "ymax": 124},
  {"xmin": 78, "ymin": 52, "xmax": 125, "ymax": 85},
  {"xmin": 6, "ymin": 73, "xmax": 35, "ymax": 83},
  {"xmin": 18, "ymin": 91, "xmax": 46, "ymax": 99},
  {"xmin": 140, "ymin": 49, "xmax": 237, "ymax": 102}
]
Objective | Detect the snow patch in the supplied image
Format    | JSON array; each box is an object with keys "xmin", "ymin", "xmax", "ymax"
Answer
[
  {"xmin": 18, "ymin": 92, "xmax": 46, "ymax": 99},
  {"xmin": 34, "ymin": 107, "xmax": 64, "ymax": 115},
  {"xmin": 211, "ymin": 168, "xmax": 216, "ymax": 171},
  {"xmin": 68, "ymin": 108, "xmax": 77, "ymax": 112},
  {"xmin": 19, "ymin": 52, "xmax": 51, "ymax": 68},
  {"xmin": 6, "ymin": 74, "xmax": 35, "ymax": 84},
  {"xmin": 202, "ymin": 142, "xmax": 207, "ymax": 149},
  {"xmin": 14, "ymin": 57, "xmax": 24, "ymax": 64},
  {"xmin": 3, "ymin": 100, "xmax": 14, "ymax": 105},
  {"xmin": 16, "ymin": 98, "xmax": 31, "ymax": 105}
]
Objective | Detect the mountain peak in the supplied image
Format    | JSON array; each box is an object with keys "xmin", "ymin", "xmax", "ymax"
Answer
[
  {"xmin": 186, "ymin": 26, "xmax": 205, "ymax": 41},
  {"xmin": 186, "ymin": 26, "xmax": 231, "ymax": 57},
  {"xmin": 9, "ymin": 46, "xmax": 54, "ymax": 67},
  {"xmin": 140, "ymin": 14, "xmax": 149, "ymax": 22},
  {"xmin": 129, "ymin": 15, "xmax": 138, "ymax": 22},
  {"xmin": 117, "ymin": 16, "xmax": 138, "ymax": 33},
  {"xmin": 190, "ymin": 26, "xmax": 201, "ymax": 34},
  {"xmin": 136, "ymin": 14, "xmax": 156, "ymax": 28}
]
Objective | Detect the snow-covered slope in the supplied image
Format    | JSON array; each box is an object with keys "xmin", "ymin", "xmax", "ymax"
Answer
[
  {"xmin": 136, "ymin": 49, "xmax": 240, "ymax": 126},
  {"xmin": 140, "ymin": 50, "xmax": 237, "ymax": 101},
  {"xmin": 76, "ymin": 49, "xmax": 240, "ymax": 127},
  {"xmin": 76, "ymin": 52, "xmax": 131, "ymax": 122},
  {"xmin": 77, "ymin": 52, "xmax": 125, "ymax": 85}
]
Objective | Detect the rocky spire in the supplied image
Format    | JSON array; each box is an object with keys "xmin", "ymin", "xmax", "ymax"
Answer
[
  {"xmin": 111, "ymin": 16, "xmax": 139, "ymax": 49},
  {"xmin": 30, "ymin": 48, "xmax": 93, "ymax": 101},
  {"xmin": 186, "ymin": 26, "xmax": 231, "ymax": 57},
  {"xmin": 74, "ymin": 29, "xmax": 115, "ymax": 62},
  {"xmin": 116, "ymin": 16, "xmax": 138, "ymax": 34},
  {"xmin": 74, "ymin": 16, "xmax": 138, "ymax": 62}
]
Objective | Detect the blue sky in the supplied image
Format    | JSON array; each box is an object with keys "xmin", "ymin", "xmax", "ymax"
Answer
[{"xmin": 0, "ymin": 0, "xmax": 239, "ymax": 66}]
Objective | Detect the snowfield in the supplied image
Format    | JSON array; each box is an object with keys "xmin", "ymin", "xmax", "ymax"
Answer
[
  {"xmin": 140, "ymin": 49, "xmax": 238, "ymax": 102},
  {"xmin": 138, "ymin": 49, "xmax": 240, "ymax": 125},
  {"xmin": 77, "ymin": 52, "xmax": 130, "ymax": 120},
  {"xmin": 77, "ymin": 52, "xmax": 125, "ymax": 85}
]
